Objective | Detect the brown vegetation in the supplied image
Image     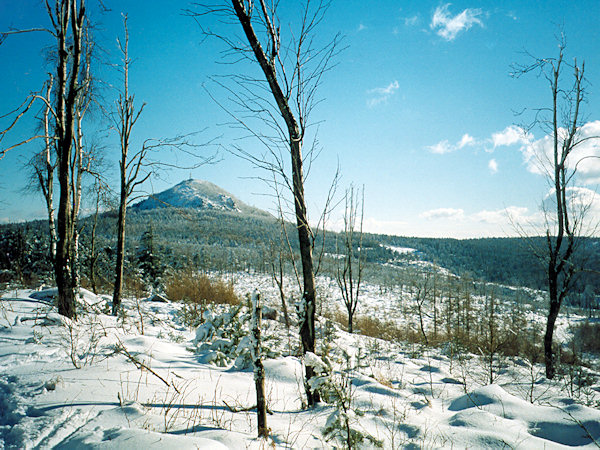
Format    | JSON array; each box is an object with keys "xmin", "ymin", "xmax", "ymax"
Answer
[{"xmin": 164, "ymin": 269, "xmax": 239, "ymax": 306}]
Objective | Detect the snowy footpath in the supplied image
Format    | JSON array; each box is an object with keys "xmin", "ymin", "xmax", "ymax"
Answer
[{"xmin": 1, "ymin": 287, "xmax": 600, "ymax": 449}]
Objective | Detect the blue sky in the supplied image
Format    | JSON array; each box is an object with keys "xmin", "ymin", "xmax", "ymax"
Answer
[{"xmin": 1, "ymin": 1, "xmax": 600, "ymax": 238}]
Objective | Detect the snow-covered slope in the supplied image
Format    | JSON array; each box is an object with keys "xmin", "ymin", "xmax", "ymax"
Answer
[
  {"xmin": 132, "ymin": 179, "xmax": 270, "ymax": 217},
  {"xmin": 1, "ymin": 281, "xmax": 600, "ymax": 449}
]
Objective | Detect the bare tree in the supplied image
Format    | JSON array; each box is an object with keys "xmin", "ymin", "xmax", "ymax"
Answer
[
  {"xmin": 410, "ymin": 270, "xmax": 431, "ymax": 346},
  {"xmin": 110, "ymin": 15, "xmax": 214, "ymax": 314},
  {"xmin": 268, "ymin": 240, "xmax": 291, "ymax": 329},
  {"xmin": 335, "ymin": 185, "xmax": 365, "ymax": 334},
  {"xmin": 512, "ymin": 39, "xmax": 593, "ymax": 379},
  {"xmin": 250, "ymin": 289, "xmax": 268, "ymax": 438},
  {"xmin": 0, "ymin": 1, "xmax": 92, "ymax": 319},
  {"xmin": 86, "ymin": 178, "xmax": 109, "ymax": 294},
  {"xmin": 51, "ymin": 0, "xmax": 89, "ymax": 319},
  {"xmin": 190, "ymin": 0, "xmax": 340, "ymax": 406},
  {"xmin": 26, "ymin": 75, "xmax": 58, "ymax": 264},
  {"xmin": 110, "ymin": 14, "xmax": 147, "ymax": 315}
]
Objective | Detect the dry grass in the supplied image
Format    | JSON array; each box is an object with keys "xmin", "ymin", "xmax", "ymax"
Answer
[
  {"xmin": 573, "ymin": 321, "xmax": 600, "ymax": 354},
  {"xmin": 164, "ymin": 269, "xmax": 240, "ymax": 306}
]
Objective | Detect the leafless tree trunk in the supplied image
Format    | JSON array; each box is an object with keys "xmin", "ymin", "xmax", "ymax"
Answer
[
  {"xmin": 192, "ymin": 0, "xmax": 340, "ymax": 406},
  {"xmin": 53, "ymin": 0, "xmax": 87, "ymax": 319},
  {"xmin": 87, "ymin": 177, "xmax": 110, "ymax": 294},
  {"xmin": 28, "ymin": 76, "xmax": 58, "ymax": 264},
  {"xmin": 1, "ymin": 1, "xmax": 90, "ymax": 319},
  {"xmin": 251, "ymin": 290, "xmax": 268, "ymax": 438},
  {"xmin": 110, "ymin": 15, "xmax": 211, "ymax": 314},
  {"xmin": 335, "ymin": 185, "xmax": 365, "ymax": 334},
  {"xmin": 512, "ymin": 40, "xmax": 591, "ymax": 379},
  {"xmin": 269, "ymin": 243, "xmax": 291, "ymax": 329},
  {"xmin": 412, "ymin": 272, "xmax": 430, "ymax": 346},
  {"xmin": 111, "ymin": 15, "xmax": 148, "ymax": 315}
]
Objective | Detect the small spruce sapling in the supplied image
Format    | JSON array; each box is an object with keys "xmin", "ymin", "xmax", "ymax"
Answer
[{"xmin": 306, "ymin": 351, "xmax": 382, "ymax": 448}]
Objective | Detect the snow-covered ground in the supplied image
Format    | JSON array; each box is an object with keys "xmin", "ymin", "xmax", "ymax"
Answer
[{"xmin": 1, "ymin": 280, "xmax": 599, "ymax": 449}]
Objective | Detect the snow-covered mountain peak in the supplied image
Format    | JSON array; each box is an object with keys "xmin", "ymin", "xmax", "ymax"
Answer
[{"xmin": 131, "ymin": 179, "xmax": 260, "ymax": 215}]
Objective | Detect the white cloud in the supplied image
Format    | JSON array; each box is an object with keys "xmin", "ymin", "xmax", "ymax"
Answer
[
  {"xmin": 357, "ymin": 23, "xmax": 367, "ymax": 32},
  {"xmin": 473, "ymin": 206, "xmax": 523, "ymax": 224},
  {"xmin": 458, "ymin": 133, "xmax": 475, "ymax": 148},
  {"xmin": 543, "ymin": 186, "xmax": 600, "ymax": 216},
  {"xmin": 417, "ymin": 205, "xmax": 543, "ymax": 237},
  {"xmin": 362, "ymin": 217, "xmax": 408, "ymax": 235},
  {"xmin": 420, "ymin": 208, "xmax": 465, "ymax": 221},
  {"xmin": 367, "ymin": 80, "xmax": 399, "ymax": 107},
  {"xmin": 488, "ymin": 158, "xmax": 498, "ymax": 174},
  {"xmin": 430, "ymin": 4, "xmax": 484, "ymax": 41},
  {"xmin": 492, "ymin": 125, "xmax": 530, "ymax": 148},
  {"xmin": 520, "ymin": 120, "xmax": 600, "ymax": 182},
  {"xmin": 427, "ymin": 133, "xmax": 477, "ymax": 154},
  {"xmin": 369, "ymin": 80, "xmax": 399, "ymax": 96},
  {"xmin": 428, "ymin": 139, "xmax": 453, "ymax": 155}
]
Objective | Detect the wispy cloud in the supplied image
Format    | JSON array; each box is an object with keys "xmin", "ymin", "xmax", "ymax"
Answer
[
  {"xmin": 420, "ymin": 208, "xmax": 465, "ymax": 221},
  {"xmin": 367, "ymin": 80, "xmax": 399, "ymax": 107},
  {"xmin": 488, "ymin": 158, "xmax": 498, "ymax": 174},
  {"xmin": 420, "ymin": 205, "xmax": 543, "ymax": 236},
  {"xmin": 427, "ymin": 133, "xmax": 477, "ymax": 154},
  {"xmin": 357, "ymin": 23, "xmax": 367, "ymax": 32},
  {"xmin": 430, "ymin": 4, "xmax": 484, "ymax": 41},
  {"xmin": 404, "ymin": 15, "xmax": 419, "ymax": 26}
]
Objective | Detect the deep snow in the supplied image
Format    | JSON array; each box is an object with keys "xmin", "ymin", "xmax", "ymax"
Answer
[{"xmin": 1, "ymin": 278, "xmax": 599, "ymax": 449}]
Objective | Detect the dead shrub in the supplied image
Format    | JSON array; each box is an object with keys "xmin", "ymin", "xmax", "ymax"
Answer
[
  {"xmin": 165, "ymin": 270, "xmax": 240, "ymax": 306},
  {"xmin": 573, "ymin": 321, "xmax": 600, "ymax": 354}
]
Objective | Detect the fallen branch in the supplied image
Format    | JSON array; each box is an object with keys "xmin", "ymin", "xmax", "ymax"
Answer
[
  {"xmin": 114, "ymin": 338, "xmax": 180, "ymax": 394},
  {"xmin": 223, "ymin": 400, "xmax": 273, "ymax": 415}
]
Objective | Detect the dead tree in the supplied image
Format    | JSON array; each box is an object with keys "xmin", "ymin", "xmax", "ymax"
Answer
[
  {"xmin": 52, "ymin": 0, "xmax": 88, "ymax": 319},
  {"xmin": 190, "ymin": 0, "xmax": 340, "ymax": 406},
  {"xmin": 335, "ymin": 185, "xmax": 365, "ymax": 334},
  {"xmin": 251, "ymin": 289, "xmax": 268, "ymax": 438},
  {"xmin": 1, "ymin": 1, "xmax": 93, "ymax": 319},
  {"xmin": 411, "ymin": 271, "xmax": 431, "ymax": 345},
  {"xmin": 512, "ymin": 39, "xmax": 592, "ymax": 379},
  {"xmin": 268, "ymin": 241, "xmax": 291, "ymax": 329},
  {"xmin": 111, "ymin": 15, "xmax": 147, "ymax": 315},
  {"xmin": 109, "ymin": 15, "xmax": 213, "ymax": 314},
  {"xmin": 26, "ymin": 75, "xmax": 58, "ymax": 264}
]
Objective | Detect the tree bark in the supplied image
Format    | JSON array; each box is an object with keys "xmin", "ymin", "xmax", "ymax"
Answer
[
  {"xmin": 544, "ymin": 295, "xmax": 560, "ymax": 379},
  {"xmin": 54, "ymin": 0, "xmax": 85, "ymax": 320},
  {"xmin": 251, "ymin": 290, "xmax": 268, "ymax": 438},
  {"xmin": 112, "ymin": 193, "xmax": 127, "ymax": 314},
  {"xmin": 231, "ymin": 0, "xmax": 320, "ymax": 405}
]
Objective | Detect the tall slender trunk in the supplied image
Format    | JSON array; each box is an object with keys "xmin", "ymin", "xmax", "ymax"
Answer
[
  {"xmin": 231, "ymin": 0, "xmax": 320, "ymax": 405},
  {"xmin": 292, "ymin": 139, "xmax": 319, "ymax": 405},
  {"xmin": 42, "ymin": 76, "xmax": 57, "ymax": 264},
  {"xmin": 251, "ymin": 291, "xmax": 268, "ymax": 438},
  {"xmin": 112, "ymin": 195, "xmax": 127, "ymax": 315},
  {"xmin": 89, "ymin": 194, "xmax": 99, "ymax": 294},
  {"xmin": 545, "ymin": 275, "xmax": 560, "ymax": 379}
]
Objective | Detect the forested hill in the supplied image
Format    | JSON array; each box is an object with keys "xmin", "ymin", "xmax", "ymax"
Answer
[
  {"xmin": 375, "ymin": 234, "xmax": 600, "ymax": 293},
  {"xmin": 2, "ymin": 178, "xmax": 600, "ymax": 296}
]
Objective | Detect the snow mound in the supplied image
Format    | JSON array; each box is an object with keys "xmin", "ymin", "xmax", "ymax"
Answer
[{"xmin": 447, "ymin": 384, "xmax": 600, "ymax": 447}]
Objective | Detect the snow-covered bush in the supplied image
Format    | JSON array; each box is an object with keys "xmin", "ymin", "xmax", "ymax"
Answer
[
  {"xmin": 306, "ymin": 351, "xmax": 382, "ymax": 448},
  {"xmin": 192, "ymin": 302, "xmax": 281, "ymax": 369}
]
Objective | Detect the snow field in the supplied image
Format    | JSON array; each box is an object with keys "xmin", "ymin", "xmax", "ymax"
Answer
[{"xmin": 0, "ymin": 276, "xmax": 599, "ymax": 449}]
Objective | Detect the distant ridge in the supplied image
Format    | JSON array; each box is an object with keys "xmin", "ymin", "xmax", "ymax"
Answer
[{"xmin": 131, "ymin": 179, "xmax": 271, "ymax": 217}]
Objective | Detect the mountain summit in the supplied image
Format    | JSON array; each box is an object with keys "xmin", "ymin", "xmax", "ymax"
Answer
[{"xmin": 131, "ymin": 179, "xmax": 269, "ymax": 217}]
